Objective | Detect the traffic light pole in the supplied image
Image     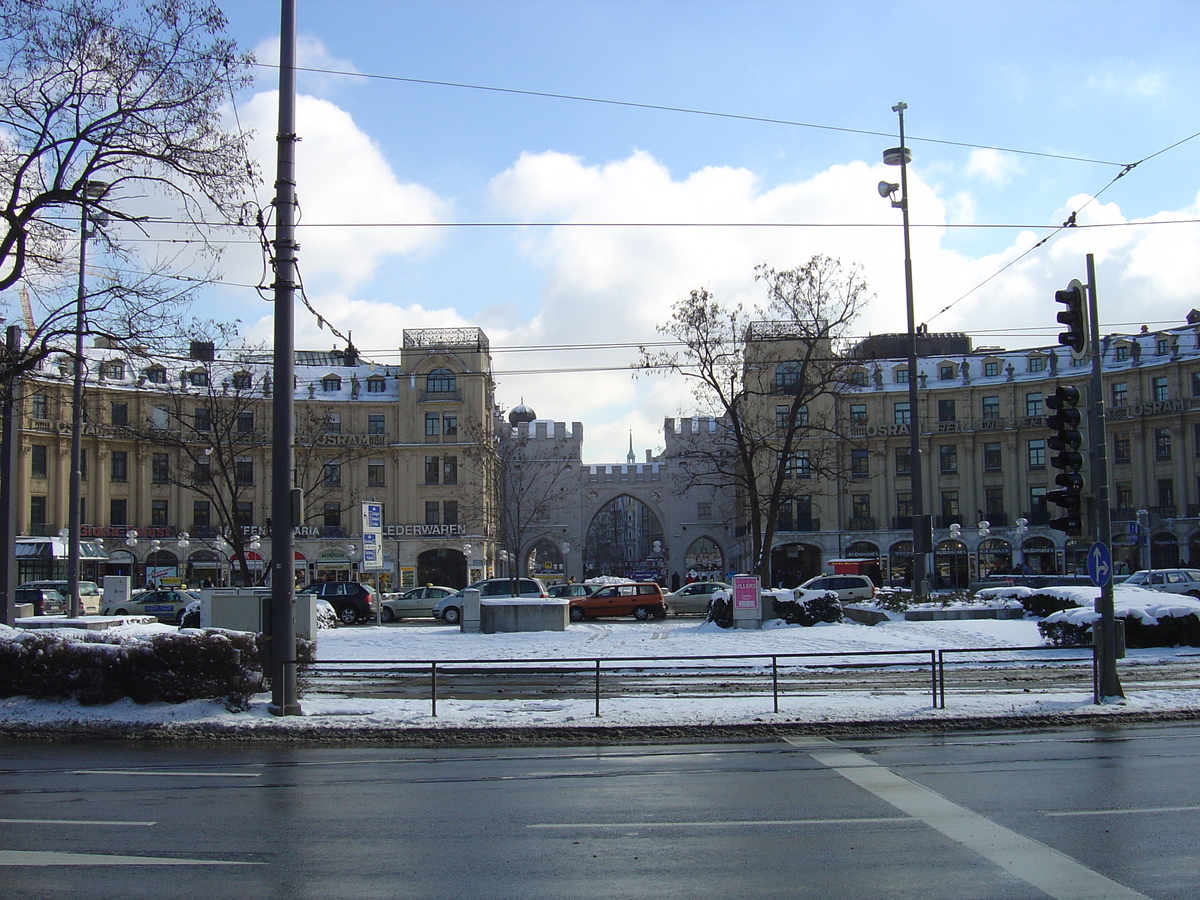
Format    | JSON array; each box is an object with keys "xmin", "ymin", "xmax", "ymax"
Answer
[{"xmin": 1086, "ymin": 254, "xmax": 1123, "ymax": 701}]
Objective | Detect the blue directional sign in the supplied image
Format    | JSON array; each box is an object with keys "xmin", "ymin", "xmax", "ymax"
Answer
[{"xmin": 1087, "ymin": 541, "xmax": 1112, "ymax": 587}]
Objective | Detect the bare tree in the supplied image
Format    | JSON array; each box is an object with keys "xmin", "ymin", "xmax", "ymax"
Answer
[
  {"xmin": 641, "ymin": 255, "xmax": 871, "ymax": 580},
  {"xmin": 0, "ymin": 0, "xmax": 256, "ymax": 381}
]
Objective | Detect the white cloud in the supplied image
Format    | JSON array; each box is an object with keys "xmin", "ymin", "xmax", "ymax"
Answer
[
  {"xmin": 239, "ymin": 91, "xmax": 450, "ymax": 292},
  {"xmin": 1086, "ymin": 65, "xmax": 1165, "ymax": 98},
  {"xmin": 965, "ymin": 148, "xmax": 1021, "ymax": 185}
]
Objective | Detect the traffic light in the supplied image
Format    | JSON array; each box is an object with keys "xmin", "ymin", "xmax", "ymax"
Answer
[
  {"xmin": 1054, "ymin": 278, "xmax": 1089, "ymax": 360},
  {"xmin": 1045, "ymin": 384, "xmax": 1084, "ymax": 535}
]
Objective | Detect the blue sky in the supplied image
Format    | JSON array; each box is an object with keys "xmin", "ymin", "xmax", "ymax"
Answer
[{"xmin": 206, "ymin": 0, "xmax": 1200, "ymax": 461}]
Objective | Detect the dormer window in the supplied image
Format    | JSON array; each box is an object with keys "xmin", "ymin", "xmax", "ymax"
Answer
[
  {"xmin": 101, "ymin": 361, "xmax": 125, "ymax": 380},
  {"xmin": 145, "ymin": 366, "xmax": 167, "ymax": 384},
  {"xmin": 366, "ymin": 376, "xmax": 386, "ymax": 393},
  {"xmin": 321, "ymin": 374, "xmax": 342, "ymax": 392},
  {"xmin": 232, "ymin": 371, "xmax": 252, "ymax": 390},
  {"xmin": 187, "ymin": 369, "xmax": 208, "ymax": 387}
]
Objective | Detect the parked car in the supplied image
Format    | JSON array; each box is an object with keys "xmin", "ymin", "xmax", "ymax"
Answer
[
  {"xmin": 100, "ymin": 589, "xmax": 201, "ymax": 625},
  {"xmin": 298, "ymin": 581, "xmax": 380, "ymax": 624},
  {"xmin": 381, "ymin": 585, "xmax": 456, "ymax": 622},
  {"xmin": 664, "ymin": 581, "xmax": 732, "ymax": 616},
  {"xmin": 433, "ymin": 578, "xmax": 548, "ymax": 625},
  {"xmin": 547, "ymin": 583, "xmax": 596, "ymax": 599},
  {"xmin": 569, "ymin": 582, "xmax": 668, "ymax": 621},
  {"xmin": 1121, "ymin": 568, "xmax": 1200, "ymax": 598},
  {"xmin": 14, "ymin": 586, "xmax": 67, "ymax": 617},
  {"xmin": 796, "ymin": 574, "xmax": 876, "ymax": 603},
  {"xmin": 18, "ymin": 579, "xmax": 101, "ymax": 614}
]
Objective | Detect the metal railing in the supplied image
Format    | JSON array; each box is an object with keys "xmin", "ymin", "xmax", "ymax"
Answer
[{"xmin": 311, "ymin": 644, "xmax": 1099, "ymax": 717}]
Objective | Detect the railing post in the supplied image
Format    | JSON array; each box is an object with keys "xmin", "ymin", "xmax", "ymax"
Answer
[
  {"xmin": 594, "ymin": 659, "xmax": 601, "ymax": 717},
  {"xmin": 772, "ymin": 655, "xmax": 779, "ymax": 713},
  {"xmin": 431, "ymin": 661, "xmax": 437, "ymax": 717},
  {"xmin": 932, "ymin": 651, "xmax": 941, "ymax": 709}
]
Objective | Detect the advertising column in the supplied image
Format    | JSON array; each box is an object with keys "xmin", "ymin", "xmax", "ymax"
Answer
[{"xmin": 731, "ymin": 573, "xmax": 762, "ymax": 630}]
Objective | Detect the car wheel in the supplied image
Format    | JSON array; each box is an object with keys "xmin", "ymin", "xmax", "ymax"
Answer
[
  {"xmin": 337, "ymin": 605, "xmax": 359, "ymax": 626},
  {"xmin": 569, "ymin": 606, "xmax": 585, "ymax": 622},
  {"xmin": 1189, "ymin": 591, "xmax": 1200, "ymax": 599},
  {"xmin": 175, "ymin": 610, "xmax": 187, "ymax": 626},
  {"xmin": 633, "ymin": 606, "xmax": 650, "ymax": 621},
  {"xmin": 380, "ymin": 607, "xmax": 395, "ymax": 623},
  {"xmin": 115, "ymin": 608, "xmax": 128, "ymax": 616},
  {"xmin": 442, "ymin": 606, "xmax": 461, "ymax": 625},
  {"xmin": 652, "ymin": 606, "xmax": 667, "ymax": 620}
]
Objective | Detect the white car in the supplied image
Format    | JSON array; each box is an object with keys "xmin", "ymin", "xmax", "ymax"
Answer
[
  {"xmin": 381, "ymin": 585, "xmax": 456, "ymax": 622},
  {"xmin": 796, "ymin": 574, "xmax": 876, "ymax": 603}
]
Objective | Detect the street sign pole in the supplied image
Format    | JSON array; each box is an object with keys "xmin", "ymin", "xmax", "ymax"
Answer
[{"xmin": 1086, "ymin": 254, "xmax": 1123, "ymax": 701}]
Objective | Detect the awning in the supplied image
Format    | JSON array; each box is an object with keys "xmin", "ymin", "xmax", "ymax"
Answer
[{"xmin": 16, "ymin": 537, "xmax": 107, "ymax": 560}]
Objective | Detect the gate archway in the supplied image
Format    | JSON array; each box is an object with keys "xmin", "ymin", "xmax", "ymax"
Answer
[{"xmin": 584, "ymin": 494, "xmax": 664, "ymax": 579}]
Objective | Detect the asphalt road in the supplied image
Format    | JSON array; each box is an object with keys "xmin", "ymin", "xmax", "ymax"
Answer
[{"xmin": 2, "ymin": 723, "xmax": 1198, "ymax": 899}]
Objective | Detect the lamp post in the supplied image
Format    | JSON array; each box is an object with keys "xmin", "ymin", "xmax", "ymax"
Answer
[
  {"xmin": 880, "ymin": 102, "xmax": 926, "ymax": 599},
  {"xmin": 67, "ymin": 179, "xmax": 109, "ymax": 618}
]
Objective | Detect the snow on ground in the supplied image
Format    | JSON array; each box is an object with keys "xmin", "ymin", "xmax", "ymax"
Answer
[{"xmin": 6, "ymin": 592, "xmax": 1200, "ymax": 733}]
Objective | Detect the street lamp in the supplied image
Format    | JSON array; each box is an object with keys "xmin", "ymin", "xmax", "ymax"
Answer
[
  {"xmin": 67, "ymin": 179, "xmax": 109, "ymax": 617},
  {"xmin": 881, "ymin": 102, "xmax": 926, "ymax": 599}
]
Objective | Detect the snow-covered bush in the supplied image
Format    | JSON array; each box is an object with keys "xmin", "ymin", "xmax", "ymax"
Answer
[
  {"xmin": 0, "ymin": 625, "xmax": 315, "ymax": 711},
  {"xmin": 769, "ymin": 589, "xmax": 843, "ymax": 626},
  {"xmin": 1039, "ymin": 589, "xmax": 1200, "ymax": 649}
]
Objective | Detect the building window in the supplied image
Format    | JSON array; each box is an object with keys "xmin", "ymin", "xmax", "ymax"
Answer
[
  {"xmin": 443, "ymin": 456, "xmax": 458, "ymax": 485},
  {"xmin": 110, "ymin": 498, "xmax": 127, "ymax": 526},
  {"xmin": 145, "ymin": 366, "xmax": 167, "ymax": 384},
  {"xmin": 443, "ymin": 413, "xmax": 458, "ymax": 437},
  {"xmin": 1155, "ymin": 427, "xmax": 1171, "ymax": 461},
  {"xmin": 194, "ymin": 407, "xmax": 211, "ymax": 432},
  {"xmin": 234, "ymin": 502, "xmax": 253, "ymax": 528},
  {"xmin": 151, "ymin": 499, "xmax": 168, "ymax": 527},
  {"xmin": 1028, "ymin": 356, "xmax": 1046, "ymax": 372},
  {"xmin": 852, "ymin": 493, "xmax": 871, "ymax": 519},
  {"xmin": 324, "ymin": 412, "xmax": 341, "ymax": 435},
  {"xmin": 781, "ymin": 449, "xmax": 810, "ymax": 479},
  {"xmin": 893, "ymin": 402, "xmax": 910, "ymax": 426},
  {"xmin": 236, "ymin": 410, "xmax": 254, "ymax": 434},
  {"xmin": 981, "ymin": 396, "xmax": 1000, "ymax": 420},
  {"xmin": 1113, "ymin": 435, "xmax": 1131, "ymax": 464},
  {"xmin": 425, "ymin": 501, "xmax": 440, "ymax": 526},
  {"xmin": 775, "ymin": 361, "xmax": 801, "ymax": 391},
  {"xmin": 985, "ymin": 487, "xmax": 1004, "ymax": 518},
  {"xmin": 937, "ymin": 399, "xmax": 956, "ymax": 422},
  {"xmin": 1195, "ymin": 424, "xmax": 1200, "ymax": 458},
  {"xmin": 368, "ymin": 414, "xmax": 386, "ymax": 435},
  {"xmin": 983, "ymin": 442, "xmax": 1001, "ymax": 472},
  {"xmin": 80, "ymin": 449, "xmax": 87, "ymax": 481},
  {"xmin": 1116, "ymin": 483, "xmax": 1133, "ymax": 510},
  {"xmin": 938, "ymin": 364, "xmax": 954, "ymax": 381},
  {"xmin": 110, "ymin": 450, "xmax": 128, "ymax": 482},
  {"xmin": 1156, "ymin": 338, "xmax": 1170, "ymax": 356},
  {"xmin": 193, "ymin": 458, "xmax": 210, "ymax": 486},
  {"xmin": 232, "ymin": 371, "xmax": 252, "ymax": 390},
  {"xmin": 235, "ymin": 458, "xmax": 255, "ymax": 485},
  {"xmin": 425, "ymin": 412, "xmax": 439, "ymax": 437},
  {"xmin": 848, "ymin": 404, "xmax": 867, "ymax": 425},
  {"xmin": 850, "ymin": 449, "xmax": 869, "ymax": 478},
  {"xmin": 367, "ymin": 376, "xmax": 386, "ymax": 393},
  {"xmin": 1114, "ymin": 345, "xmax": 1130, "ymax": 362},
  {"xmin": 31, "ymin": 444, "xmax": 47, "ymax": 478},
  {"xmin": 1158, "ymin": 479, "xmax": 1175, "ymax": 509},
  {"xmin": 30, "ymin": 393, "xmax": 49, "ymax": 420},
  {"xmin": 426, "ymin": 369, "xmax": 456, "ymax": 393},
  {"xmin": 941, "ymin": 490, "xmax": 960, "ymax": 520},
  {"xmin": 368, "ymin": 461, "xmax": 385, "ymax": 486},
  {"xmin": 896, "ymin": 492, "xmax": 912, "ymax": 519},
  {"xmin": 894, "ymin": 447, "xmax": 911, "ymax": 476},
  {"xmin": 322, "ymin": 462, "xmax": 341, "ymax": 485},
  {"xmin": 30, "ymin": 495, "xmax": 47, "ymax": 527},
  {"xmin": 1192, "ymin": 371, "xmax": 1200, "ymax": 398},
  {"xmin": 1153, "ymin": 376, "xmax": 1169, "ymax": 402},
  {"xmin": 1111, "ymin": 381, "xmax": 1128, "ymax": 406},
  {"xmin": 938, "ymin": 444, "xmax": 957, "ymax": 474},
  {"xmin": 321, "ymin": 374, "xmax": 342, "ymax": 392},
  {"xmin": 1030, "ymin": 487, "xmax": 1047, "ymax": 519},
  {"xmin": 152, "ymin": 453, "xmax": 169, "ymax": 483},
  {"xmin": 322, "ymin": 503, "xmax": 341, "ymax": 528},
  {"xmin": 193, "ymin": 500, "xmax": 210, "ymax": 529},
  {"xmin": 984, "ymin": 360, "xmax": 999, "ymax": 377},
  {"xmin": 188, "ymin": 369, "xmax": 209, "ymax": 387},
  {"xmin": 1025, "ymin": 392, "xmax": 1043, "ymax": 418},
  {"xmin": 1027, "ymin": 439, "xmax": 1046, "ymax": 469},
  {"xmin": 895, "ymin": 367, "xmax": 909, "ymax": 384},
  {"xmin": 425, "ymin": 456, "xmax": 439, "ymax": 485},
  {"xmin": 103, "ymin": 361, "xmax": 125, "ymax": 379},
  {"xmin": 848, "ymin": 369, "xmax": 867, "ymax": 387},
  {"xmin": 443, "ymin": 500, "xmax": 458, "ymax": 526}
]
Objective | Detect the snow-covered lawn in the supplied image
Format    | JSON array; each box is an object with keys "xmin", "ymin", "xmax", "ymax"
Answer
[{"xmin": 5, "ymin": 586, "xmax": 1200, "ymax": 734}]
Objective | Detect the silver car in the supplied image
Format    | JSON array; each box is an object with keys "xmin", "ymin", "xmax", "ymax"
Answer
[
  {"xmin": 381, "ymin": 585, "xmax": 456, "ymax": 622},
  {"xmin": 433, "ymin": 578, "xmax": 547, "ymax": 625},
  {"xmin": 664, "ymin": 581, "xmax": 732, "ymax": 615},
  {"xmin": 797, "ymin": 574, "xmax": 876, "ymax": 603},
  {"xmin": 1121, "ymin": 569, "xmax": 1200, "ymax": 598}
]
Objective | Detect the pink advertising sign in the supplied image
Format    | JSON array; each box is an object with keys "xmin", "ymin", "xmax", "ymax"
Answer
[{"xmin": 733, "ymin": 574, "xmax": 760, "ymax": 610}]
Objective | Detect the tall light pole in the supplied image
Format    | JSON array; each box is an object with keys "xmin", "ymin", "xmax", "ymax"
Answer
[
  {"xmin": 67, "ymin": 179, "xmax": 109, "ymax": 618},
  {"xmin": 880, "ymin": 102, "xmax": 927, "ymax": 598}
]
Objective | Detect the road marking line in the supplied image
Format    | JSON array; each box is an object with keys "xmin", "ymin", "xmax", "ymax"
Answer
[
  {"xmin": 0, "ymin": 850, "xmax": 261, "ymax": 867},
  {"xmin": 529, "ymin": 817, "xmax": 913, "ymax": 829},
  {"xmin": 1045, "ymin": 805, "xmax": 1200, "ymax": 817},
  {"xmin": 0, "ymin": 819, "xmax": 155, "ymax": 827},
  {"xmin": 800, "ymin": 742, "xmax": 1153, "ymax": 900},
  {"xmin": 72, "ymin": 770, "xmax": 260, "ymax": 778}
]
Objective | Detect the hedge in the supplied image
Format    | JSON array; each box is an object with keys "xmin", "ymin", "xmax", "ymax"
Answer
[{"xmin": 0, "ymin": 627, "xmax": 315, "ymax": 711}]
